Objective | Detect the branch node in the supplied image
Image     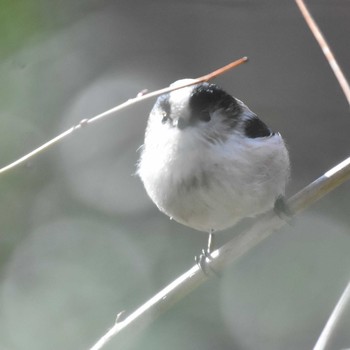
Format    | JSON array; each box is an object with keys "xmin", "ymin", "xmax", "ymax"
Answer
[
  {"xmin": 115, "ymin": 311, "xmax": 127, "ymax": 324},
  {"xmin": 137, "ymin": 89, "xmax": 149, "ymax": 97},
  {"xmin": 75, "ymin": 118, "xmax": 89, "ymax": 130}
]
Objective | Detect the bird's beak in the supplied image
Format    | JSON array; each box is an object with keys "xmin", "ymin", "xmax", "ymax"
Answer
[{"xmin": 176, "ymin": 117, "xmax": 189, "ymax": 130}]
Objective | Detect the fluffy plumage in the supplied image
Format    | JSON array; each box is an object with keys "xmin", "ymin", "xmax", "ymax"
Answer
[{"xmin": 138, "ymin": 80, "xmax": 290, "ymax": 233}]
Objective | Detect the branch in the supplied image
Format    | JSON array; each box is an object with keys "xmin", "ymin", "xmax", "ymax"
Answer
[
  {"xmin": 294, "ymin": 2, "xmax": 350, "ymax": 348},
  {"xmin": 0, "ymin": 57, "xmax": 248, "ymax": 175},
  {"xmin": 313, "ymin": 281, "xmax": 350, "ymax": 350},
  {"xmin": 295, "ymin": 0, "xmax": 350, "ymax": 107},
  {"xmin": 89, "ymin": 156, "xmax": 350, "ymax": 350}
]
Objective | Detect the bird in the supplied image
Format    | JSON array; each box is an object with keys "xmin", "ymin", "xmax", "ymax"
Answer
[{"xmin": 137, "ymin": 79, "xmax": 290, "ymax": 269}]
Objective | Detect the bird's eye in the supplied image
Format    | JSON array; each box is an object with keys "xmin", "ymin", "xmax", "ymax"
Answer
[
  {"xmin": 161, "ymin": 113, "xmax": 168, "ymax": 124},
  {"xmin": 198, "ymin": 110, "xmax": 211, "ymax": 122}
]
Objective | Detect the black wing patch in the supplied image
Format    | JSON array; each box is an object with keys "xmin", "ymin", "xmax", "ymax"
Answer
[
  {"xmin": 189, "ymin": 83, "xmax": 241, "ymax": 127},
  {"xmin": 244, "ymin": 116, "xmax": 273, "ymax": 138}
]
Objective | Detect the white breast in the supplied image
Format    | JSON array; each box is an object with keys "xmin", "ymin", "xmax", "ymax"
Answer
[{"xmin": 138, "ymin": 123, "xmax": 290, "ymax": 233}]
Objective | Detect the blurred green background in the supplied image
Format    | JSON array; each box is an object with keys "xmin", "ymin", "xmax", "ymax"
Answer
[{"xmin": 1, "ymin": 1, "xmax": 350, "ymax": 349}]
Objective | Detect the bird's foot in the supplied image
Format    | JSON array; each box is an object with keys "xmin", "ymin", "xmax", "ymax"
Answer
[
  {"xmin": 195, "ymin": 248, "xmax": 213, "ymax": 275},
  {"xmin": 274, "ymin": 195, "xmax": 294, "ymax": 224},
  {"xmin": 195, "ymin": 248, "xmax": 220, "ymax": 277},
  {"xmin": 195, "ymin": 231, "xmax": 220, "ymax": 276}
]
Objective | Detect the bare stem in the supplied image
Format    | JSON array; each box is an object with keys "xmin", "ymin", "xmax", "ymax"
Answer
[
  {"xmin": 295, "ymin": 2, "xmax": 350, "ymax": 347},
  {"xmin": 89, "ymin": 156, "xmax": 350, "ymax": 350},
  {"xmin": 295, "ymin": 0, "xmax": 350, "ymax": 107},
  {"xmin": 313, "ymin": 281, "xmax": 350, "ymax": 350},
  {"xmin": 0, "ymin": 57, "xmax": 247, "ymax": 175}
]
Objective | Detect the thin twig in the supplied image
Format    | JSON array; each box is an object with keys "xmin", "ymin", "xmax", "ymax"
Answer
[
  {"xmin": 313, "ymin": 281, "xmax": 350, "ymax": 350},
  {"xmin": 89, "ymin": 156, "xmax": 350, "ymax": 350},
  {"xmin": 295, "ymin": 2, "xmax": 350, "ymax": 348},
  {"xmin": 0, "ymin": 57, "xmax": 248, "ymax": 175},
  {"xmin": 295, "ymin": 0, "xmax": 350, "ymax": 107}
]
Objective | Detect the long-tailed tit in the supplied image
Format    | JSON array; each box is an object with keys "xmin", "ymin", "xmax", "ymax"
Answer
[{"xmin": 138, "ymin": 79, "xmax": 290, "ymax": 268}]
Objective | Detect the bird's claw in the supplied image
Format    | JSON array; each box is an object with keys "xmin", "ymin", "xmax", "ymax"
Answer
[
  {"xmin": 274, "ymin": 195, "xmax": 294, "ymax": 224},
  {"xmin": 195, "ymin": 249, "xmax": 217, "ymax": 277}
]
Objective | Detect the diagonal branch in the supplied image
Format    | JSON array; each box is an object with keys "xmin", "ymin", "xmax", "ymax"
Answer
[
  {"xmin": 0, "ymin": 57, "xmax": 247, "ymax": 175},
  {"xmin": 89, "ymin": 156, "xmax": 350, "ymax": 350},
  {"xmin": 295, "ymin": 1, "xmax": 350, "ymax": 349},
  {"xmin": 295, "ymin": 0, "xmax": 350, "ymax": 107},
  {"xmin": 313, "ymin": 281, "xmax": 350, "ymax": 350}
]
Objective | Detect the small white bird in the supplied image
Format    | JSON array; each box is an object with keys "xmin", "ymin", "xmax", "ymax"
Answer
[{"xmin": 138, "ymin": 79, "xmax": 290, "ymax": 264}]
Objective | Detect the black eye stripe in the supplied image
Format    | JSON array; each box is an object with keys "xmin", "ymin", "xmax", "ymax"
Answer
[{"xmin": 189, "ymin": 83, "xmax": 241, "ymax": 125}]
